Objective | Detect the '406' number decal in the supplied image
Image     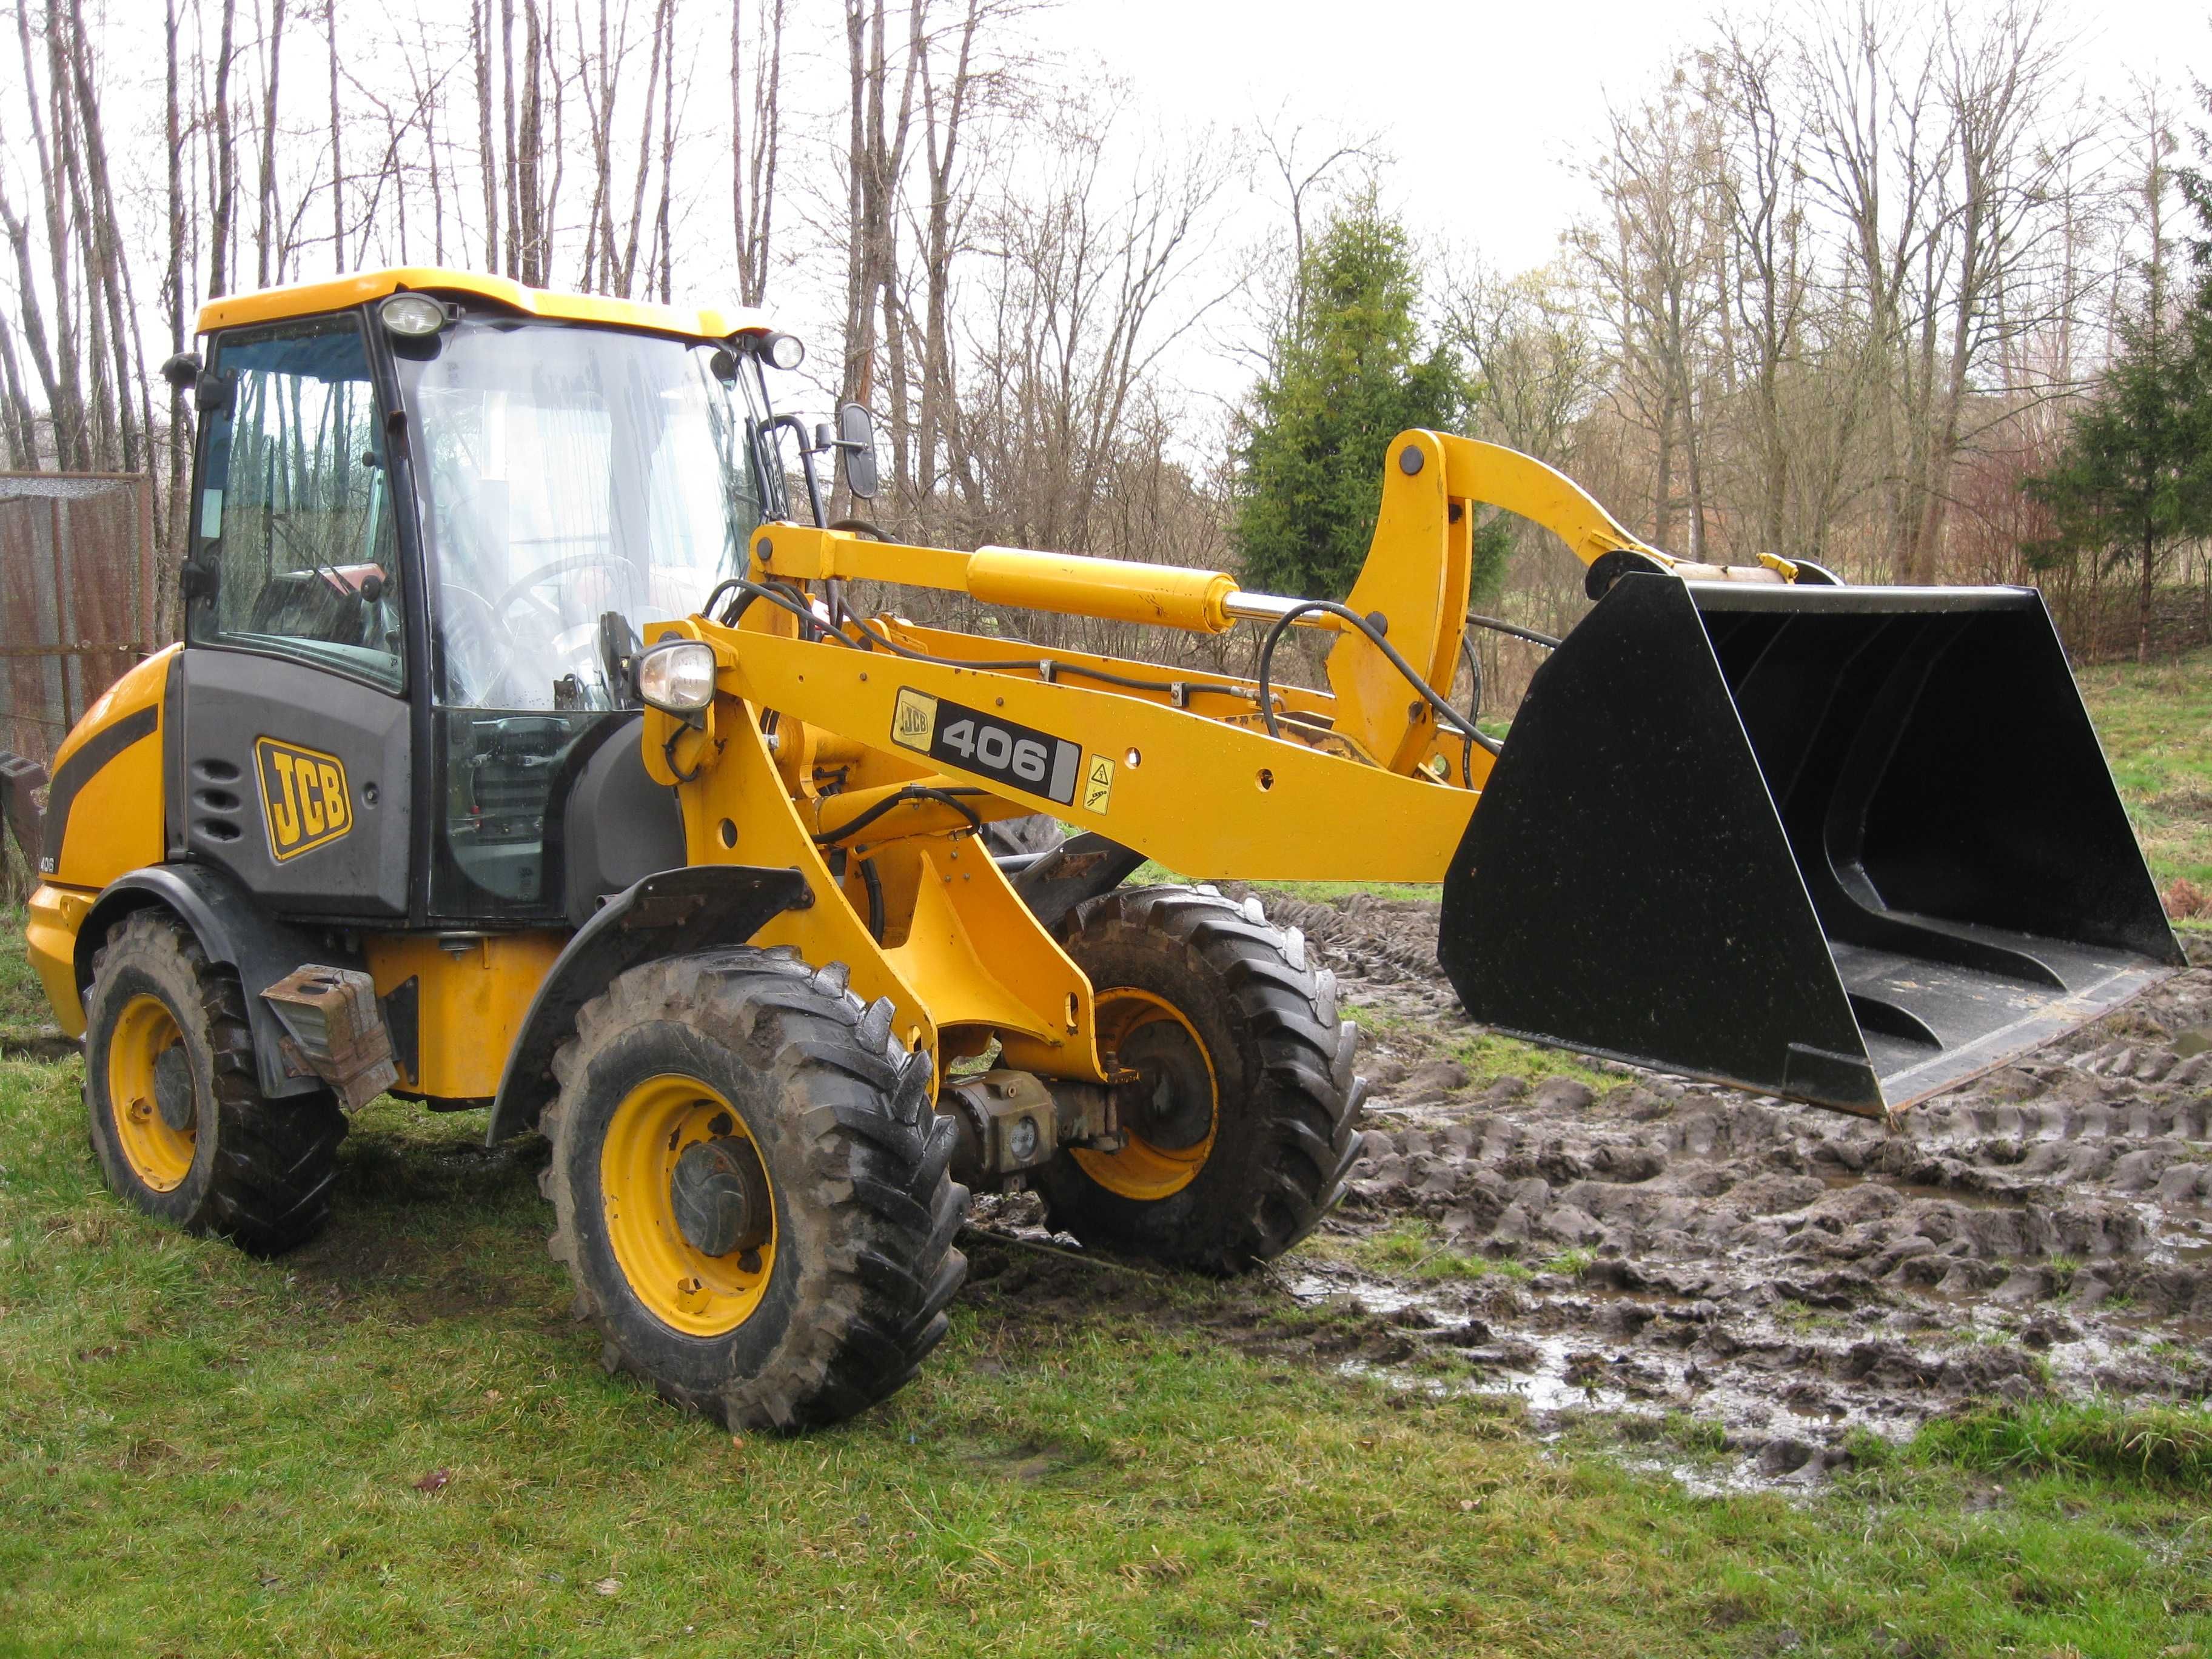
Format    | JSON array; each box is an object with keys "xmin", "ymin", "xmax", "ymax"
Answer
[{"xmin": 890, "ymin": 688, "xmax": 1082, "ymax": 806}]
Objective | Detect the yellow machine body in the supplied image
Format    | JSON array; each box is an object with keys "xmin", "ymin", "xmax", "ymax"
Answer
[
  {"xmin": 7, "ymin": 270, "xmax": 2176, "ymax": 1131},
  {"xmin": 2, "ymin": 268, "xmax": 2181, "ymax": 1442},
  {"xmin": 362, "ymin": 932, "xmax": 566, "ymax": 1099},
  {"xmin": 22, "ymin": 645, "xmax": 178, "ymax": 1033}
]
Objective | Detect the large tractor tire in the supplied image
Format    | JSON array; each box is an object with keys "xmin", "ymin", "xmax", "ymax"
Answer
[
  {"xmin": 1035, "ymin": 886, "xmax": 1363, "ymax": 1272},
  {"xmin": 542, "ymin": 947, "xmax": 968, "ymax": 1432},
  {"xmin": 82, "ymin": 908, "xmax": 347, "ymax": 1256}
]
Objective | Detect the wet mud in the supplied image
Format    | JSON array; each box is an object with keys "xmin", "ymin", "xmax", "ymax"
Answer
[{"xmin": 987, "ymin": 888, "xmax": 2212, "ymax": 1482}]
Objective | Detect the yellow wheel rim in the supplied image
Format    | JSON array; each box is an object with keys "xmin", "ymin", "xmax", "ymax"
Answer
[
  {"xmin": 1072, "ymin": 988, "xmax": 1218, "ymax": 1201},
  {"xmin": 600, "ymin": 1075, "xmax": 777, "ymax": 1338},
  {"xmin": 107, "ymin": 993, "xmax": 195, "ymax": 1193}
]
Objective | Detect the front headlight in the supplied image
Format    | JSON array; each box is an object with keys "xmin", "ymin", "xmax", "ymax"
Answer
[{"xmin": 635, "ymin": 640, "xmax": 718, "ymax": 716}]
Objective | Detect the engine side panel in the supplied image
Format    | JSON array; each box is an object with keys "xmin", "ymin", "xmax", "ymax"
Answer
[
  {"xmin": 41, "ymin": 645, "xmax": 175, "ymax": 889},
  {"xmin": 363, "ymin": 930, "xmax": 565, "ymax": 1101}
]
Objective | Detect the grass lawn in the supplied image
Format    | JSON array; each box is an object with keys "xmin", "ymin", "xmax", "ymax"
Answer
[
  {"xmin": 0, "ymin": 907, "xmax": 50, "ymax": 1047},
  {"xmin": 2079, "ymin": 646, "xmax": 2212, "ymax": 894},
  {"xmin": 3, "ymin": 1056, "xmax": 2210, "ymax": 1655},
  {"xmin": 3, "ymin": 655, "xmax": 2211, "ymax": 1654}
]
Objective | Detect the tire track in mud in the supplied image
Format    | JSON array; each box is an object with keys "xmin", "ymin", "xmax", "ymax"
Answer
[{"xmin": 1077, "ymin": 888, "xmax": 2212, "ymax": 1480}]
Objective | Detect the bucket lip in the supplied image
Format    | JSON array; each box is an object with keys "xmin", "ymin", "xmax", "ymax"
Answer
[
  {"xmin": 1869, "ymin": 957, "xmax": 2179, "ymax": 1114},
  {"xmin": 1682, "ymin": 580, "xmax": 2039, "ymax": 615}
]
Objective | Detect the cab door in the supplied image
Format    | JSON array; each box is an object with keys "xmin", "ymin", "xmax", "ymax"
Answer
[{"xmin": 171, "ymin": 313, "xmax": 413, "ymax": 919}]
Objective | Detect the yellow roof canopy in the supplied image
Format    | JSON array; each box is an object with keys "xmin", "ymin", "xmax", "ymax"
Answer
[{"xmin": 195, "ymin": 267, "xmax": 772, "ymax": 344}]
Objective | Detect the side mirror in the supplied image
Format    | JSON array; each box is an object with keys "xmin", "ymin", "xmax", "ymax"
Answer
[
  {"xmin": 158, "ymin": 351, "xmax": 202, "ymax": 391},
  {"xmin": 195, "ymin": 370, "xmax": 235, "ymax": 415},
  {"xmin": 836, "ymin": 401, "xmax": 879, "ymax": 501}
]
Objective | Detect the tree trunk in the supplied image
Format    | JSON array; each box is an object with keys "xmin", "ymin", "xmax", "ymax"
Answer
[
  {"xmin": 328, "ymin": 0, "xmax": 344, "ymax": 272},
  {"xmin": 732, "ymin": 0, "xmax": 784, "ymax": 307},
  {"xmin": 210, "ymin": 0, "xmax": 239, "ymax": 298},
  {"xmin": 19, "ymin": 2, "xmax": 81, "ymax": 466},
  {"xmin": 255, "ymin": 0, "xmax": 287, "ymax": 289},
  {"xmin": 517, "ymin": 1, "xmax": 543, "ymax": 286},
  {"xmin": 0, "ymin": 318, "xmax": 38, "ymax": 468},
  {"xmin": 166, "ymin": 0, "xmax": 188, "ymax": 609},
  {"xmin": 2141, "ymin": 521, "xmax": 2155, "ymax": 665},
  {"xmin": 501, "ymin": 0, "xmax": 519, "ymax": 276},
  {"xmin": 66, "ymin": 0, "xmax": 148, "ymax": 480},
  {"xmin": 474, "ymin": 0, "xmax": 497, "ymax": 269}
]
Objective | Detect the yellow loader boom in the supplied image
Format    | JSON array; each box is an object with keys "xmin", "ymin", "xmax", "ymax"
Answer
[{"xmin": 626, "ymin": 431, "xmax": 2177, "ymax": 1124}]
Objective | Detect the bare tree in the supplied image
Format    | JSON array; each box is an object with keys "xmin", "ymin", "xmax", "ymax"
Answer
[
  {"xmin": 1575, "ymin": 70, "xmax": 1728, "ymax": 554},
  {"xmin": 731, "ymin": 0, "xmax": 786, "ymax": 307},
  {"xmin": 209, "ymin": 0, "xmax": 240, "ymax": 298},
  {"xmin": 840, "ymin": 0, "xmax": 925, "ymax": 428},
  {"xmin": 327, "ymin": 0, "xmax": 344, "ymax": 272},
  {"xmin": 473, "ymin": 0, "xmax": 498, "ymax": 269},
  {"xmin": 255, "ymin": 0, "xmax": 289, "ymax": 289},
  {"xmin": 1256, "ymin": 110, "xmax": 1381, "ymax": 331}
]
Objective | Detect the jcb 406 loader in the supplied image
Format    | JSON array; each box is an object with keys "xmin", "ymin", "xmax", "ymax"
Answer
[{"xmin": 1, "ymin": 271, "xmax": 2180, "ymax": 1430}]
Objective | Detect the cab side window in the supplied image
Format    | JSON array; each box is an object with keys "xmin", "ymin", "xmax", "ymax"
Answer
[{"xmin": 187, "ymin": 316, "xmax": 405, "ymax": 692}]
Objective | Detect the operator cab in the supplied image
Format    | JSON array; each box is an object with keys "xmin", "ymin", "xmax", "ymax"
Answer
[{"xmin": 174, "ymin": 270, "xmax": 808, "ymax": 929}]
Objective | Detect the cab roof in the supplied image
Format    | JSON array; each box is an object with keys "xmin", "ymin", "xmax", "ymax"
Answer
[{"xmin": 195, "ymin": 267, "xmax": 771, "ymax": 343}]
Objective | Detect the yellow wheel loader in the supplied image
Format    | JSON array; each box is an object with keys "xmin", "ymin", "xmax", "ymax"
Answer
[{"xmin": 1, "ymin": 269, "xmax": 2180, "ymax": 1430}]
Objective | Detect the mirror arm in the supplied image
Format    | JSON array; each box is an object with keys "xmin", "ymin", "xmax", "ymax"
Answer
[{"xmin": 760, "ymin": 412, "xmax": 828, "ymax": 529}]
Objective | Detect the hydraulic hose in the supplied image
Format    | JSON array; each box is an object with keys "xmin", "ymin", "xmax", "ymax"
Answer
[{"xmin": 1253, "ymin": 599, "xmax": 1495, "ymax": 783}]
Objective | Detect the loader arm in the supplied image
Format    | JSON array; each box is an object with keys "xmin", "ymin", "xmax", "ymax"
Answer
[
  {"xmin": 632, "ymin": 429, "xmax": 2177, "ymax": 1121},
  {"xmin": 739, "ymin": 432, "xmax": 1694, "ymax": 785}
]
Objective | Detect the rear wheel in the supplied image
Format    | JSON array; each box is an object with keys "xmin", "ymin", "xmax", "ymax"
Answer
[
  {"xmin": 543, "ymin": 947, "xmax": 968, "ymax": 1431},
  {"xmin": 1036, "ymin": 886, "xmax": 1364, "ymax": 1272},
  {"xmin": 82, "ymin": 908, "xmax": 347, "ymax": 1255}
]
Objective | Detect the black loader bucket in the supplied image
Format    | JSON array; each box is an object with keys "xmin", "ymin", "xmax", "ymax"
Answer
[{"xmin": 1438, "ymin": 575, "xmax": 2184, "ymax": 1118}]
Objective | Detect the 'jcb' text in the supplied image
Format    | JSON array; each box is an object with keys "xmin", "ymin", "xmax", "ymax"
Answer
[{"xmin": 255, "ymin": 737, "xmax": 352, "ymax": 862}]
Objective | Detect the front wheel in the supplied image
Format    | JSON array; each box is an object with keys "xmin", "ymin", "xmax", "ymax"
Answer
[
  {"xmin": 1035, "ymin": 886, "xmax": 1364, "ymax": 1272},
  {"xmin": 542, "ymin": 948, "xmax": 967, "ymax": 1432}
]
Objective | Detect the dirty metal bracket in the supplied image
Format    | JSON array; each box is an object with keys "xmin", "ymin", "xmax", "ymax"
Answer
[
  {"xmin": 0, "ymin": 751, "xmax": 47, "ymax": 869},
  {"xmin": 261, "ymin": 965, "xmax": 400, "ymax": 1111}
]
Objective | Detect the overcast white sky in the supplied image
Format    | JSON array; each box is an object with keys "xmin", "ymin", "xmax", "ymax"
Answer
[{"xmin": 1056, "ymin": 0, "xmax": 2200, "ymax": 274}]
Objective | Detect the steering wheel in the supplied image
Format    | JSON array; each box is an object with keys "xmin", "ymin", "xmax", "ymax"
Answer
[
  {"xmin": 492, "ymin": 555, "xmax": 637, "ymax": 635},
  {"xmin": 440, "ymin": 558, "xmax": 643, "ymax": 707},
  {"xmin": 507, "ymin": 555, "xmax": 647, "ymax": 702}
]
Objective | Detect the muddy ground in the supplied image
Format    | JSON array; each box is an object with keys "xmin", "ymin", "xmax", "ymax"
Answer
[
  {"xmin": 12, "ymin": 883, "xmax": 2206, "ymax": 1484},
  {"xmin": 980, "ymin": 888, "xmax": 2212, "ymax": 1484}
]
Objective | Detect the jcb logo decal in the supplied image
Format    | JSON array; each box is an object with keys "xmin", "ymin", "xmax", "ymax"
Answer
[
  {"xmin": 890, "ymin": 688, "xmax": 937, "ymax": 750},
  {"xmin": 255, "ymin": 737, "xmax": 352, "ymax": 862}
]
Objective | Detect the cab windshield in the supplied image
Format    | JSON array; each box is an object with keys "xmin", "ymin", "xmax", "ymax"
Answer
[
  {"xmin": 392, "ymin": 316, "xmax": 780, "ymax": 919},
  {"xmin": 395, "ymin": 317, "xmax": 777, "ymax": 711}
]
